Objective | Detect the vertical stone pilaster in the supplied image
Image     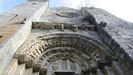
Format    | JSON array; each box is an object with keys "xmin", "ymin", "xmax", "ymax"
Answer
[{"xmin": 0, "ymin": 1, "xmax": 48, "ymax": 75}]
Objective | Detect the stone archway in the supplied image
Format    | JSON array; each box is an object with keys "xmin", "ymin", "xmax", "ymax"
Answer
[{"xmin": 14, "ymin": 33, "xmax": 112, "ymax": 75}]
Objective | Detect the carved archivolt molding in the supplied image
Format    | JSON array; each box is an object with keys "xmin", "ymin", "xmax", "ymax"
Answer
[
  {"xmin": 14, "ymin": 33, "xmax": 111, "ymax": 72},
  {"xmin": 35, "ymin": 47, "xmax": 90, "ymax": 69}
]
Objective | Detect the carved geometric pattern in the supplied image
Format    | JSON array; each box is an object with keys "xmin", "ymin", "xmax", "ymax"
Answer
[{"xmin": 14, "ymin": 33, "xmax": 111, "ymax": 72}]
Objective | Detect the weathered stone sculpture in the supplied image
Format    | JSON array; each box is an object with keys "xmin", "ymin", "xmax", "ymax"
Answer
[{"xmin": 0, "ymin": 0, "xmax": 133, "ymax": 75}]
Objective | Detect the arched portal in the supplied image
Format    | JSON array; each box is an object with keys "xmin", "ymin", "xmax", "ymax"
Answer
[{"xmin": 14, "ymin": 33, "xmax": 112, "ymax": 75}]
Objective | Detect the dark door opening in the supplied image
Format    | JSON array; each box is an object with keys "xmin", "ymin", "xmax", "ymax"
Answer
[{"xmin": 54, "ymin": 72, "xmax": 75, "ymax": 75}]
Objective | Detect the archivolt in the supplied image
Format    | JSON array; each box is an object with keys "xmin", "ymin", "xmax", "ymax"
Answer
[
  {"xmin": 34, "ymin": 47, "xmax": 90, "ymax": 69},
  {"xmin": 14, "ymin": 33, "xmax": 108, "ymax": 70}
]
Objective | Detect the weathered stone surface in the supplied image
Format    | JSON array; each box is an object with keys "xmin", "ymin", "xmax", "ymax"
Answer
[
  {"xmin": 0, "ymin": 1, "xmax": 133, "ymax": 75},
  {"xmin": 5, "ymin": 58, "xmax": 18, "ymax": 75},
  {"xmin": 0, "ymin": 1, "xmax": 48, "ymax": 75},
  {"xmin": 39, "ymin": 7, "xmax": 88, "ymax": 25},
  {"xmin": 82, "ymin": 7, "xmax": 133, "ymax": 71}
]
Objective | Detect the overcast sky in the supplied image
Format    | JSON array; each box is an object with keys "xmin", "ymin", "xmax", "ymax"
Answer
[{"xmin": 0, "ymin": 0, "xmax": 133, "ymax": 22}]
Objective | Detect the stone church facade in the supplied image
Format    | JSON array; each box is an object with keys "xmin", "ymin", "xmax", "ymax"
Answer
[{"xmin": 0, "ymin": 0, "xmax": 133, "ymax": 75}]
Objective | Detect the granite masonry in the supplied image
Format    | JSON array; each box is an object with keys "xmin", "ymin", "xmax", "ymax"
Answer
[{"xmin": 0, "ymin": 0, "xmax": 133, "ymax": 75}]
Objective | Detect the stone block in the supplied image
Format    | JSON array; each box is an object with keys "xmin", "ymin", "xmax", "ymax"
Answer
[
  {"xmin": 42, "ymin": 22, "xmax": 54, "ymax": 29},
  {"xmin": 126, "ymin": 42, "xmax": 133, "ymax": 49},
  {"xmin": 119, "ymin": 42, "xmax": 130, "ymax": 49},
  {"xmin": 123, "ymin": 29, "xmax": 133, "ymax": 36},
  {"xmin": 0, "ymin": 14, "xmax": 16, "ymax": 24}
]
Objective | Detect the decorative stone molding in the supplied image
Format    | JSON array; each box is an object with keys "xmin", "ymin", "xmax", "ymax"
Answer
[
  {"xmin": 14, "ymin": 33, "xmax": 111, "ymax": 72},
  {"xmin": 32, "ymin": 22, "xmax": 96, "ymax": 31}
]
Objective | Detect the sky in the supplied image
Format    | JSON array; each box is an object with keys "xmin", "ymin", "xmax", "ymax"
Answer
[
  {"xmin": 0, "ymin": 0, "xmax": 26, "ymax": 12},
  {"xmin": 0, "ymin": 0, "xmax": 133, "ymax": 22}
]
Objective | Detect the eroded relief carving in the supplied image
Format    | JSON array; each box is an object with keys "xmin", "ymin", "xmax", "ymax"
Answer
[{"xmin": 14, "ymin": 33, "xmax": 113, "ymax": 74}]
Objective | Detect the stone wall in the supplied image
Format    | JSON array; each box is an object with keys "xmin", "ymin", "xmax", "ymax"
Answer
[
  {"xmin": 82, "ymin": 7, "xmax": 133, "ymax": 71},
  {"xmin": 0, "ymin": 1, "xmax": 48, "ymax": 75}
]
